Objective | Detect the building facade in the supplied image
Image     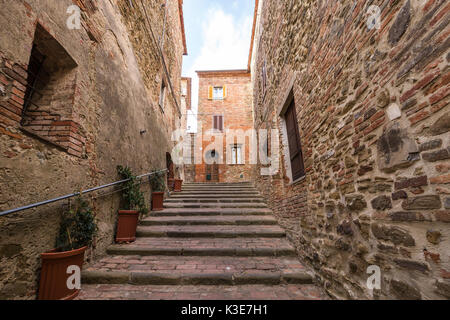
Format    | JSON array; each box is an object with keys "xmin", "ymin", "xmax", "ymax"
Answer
[
  {"xmin": 250, "ymin": 0, "xmax": 450, "ymax": 299},
  {"xmin": 192, "ymin": 70, "xmax": 254, "ymax": 183},
  {"xmin": 0, "ymin": 0, "xmax": 187, "ymax": 299}
]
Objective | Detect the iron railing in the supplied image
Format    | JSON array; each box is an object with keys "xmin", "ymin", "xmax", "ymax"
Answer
[{"xmin": 0, "ymin": 169, "xmax": 168, "ymax": 217}]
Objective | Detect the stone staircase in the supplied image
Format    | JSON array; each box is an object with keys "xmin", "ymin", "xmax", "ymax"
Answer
[{"xmin": 78, "ymin": 182, "xmax": 328, "ymax": 300}]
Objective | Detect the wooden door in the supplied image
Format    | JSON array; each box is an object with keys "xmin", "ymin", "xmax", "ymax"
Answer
[
  {"xmin": 285, "ymin": 100, "xmax": 305, "ymax": 181},
  {"xmin": 205, "ymin": 150, "xmax": 219, "ymax": 182}
]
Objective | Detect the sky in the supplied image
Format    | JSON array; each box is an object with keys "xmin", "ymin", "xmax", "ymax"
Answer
[{"xmin": 181, "ymin": 0, "xmax": 255, "ymax": 131}]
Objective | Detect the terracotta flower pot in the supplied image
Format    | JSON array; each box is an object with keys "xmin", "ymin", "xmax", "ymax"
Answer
[
  {"xmin": 168, "ymin": 178, "xmax": 175, "ymax": 191},
  {"xmin": 116, "ymin": 210, "xmax": 139, "ymax": 243},
  {"xmin": 38, "ymin": 246, "xmax": 87, "ymax": 300},
  {"xmin": 174, "ymin": 179, "xmax": 183, "ymax": 192},
  {"xmin": 152, "ymin": 192, "xmax": 164, "ymax": 211}
]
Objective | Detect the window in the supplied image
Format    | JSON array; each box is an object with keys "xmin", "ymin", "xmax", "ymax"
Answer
[
  {"xmin": 213, "ymin": 87, "xmax": 223, "ymax": 100},
  {"xmin": 213, "ymin": 115, "xmax": 223, "ymax": 131},
  {"xmin": 20, "ymin": 24, "xmax": 84, "ymax": 157},
  {"xmin": 231, "ymin": 145, "xmax": 242, "ymax": 164},
  {"xmin": 159, "ymin": 80, "xmax": 166, "ymax": 110},
  {"xmin": 285, "ymin": 99, "xmax": 305, "ymax": 181},
  {"xmin": 208, "ymin": 85, "xmax": 227, "ymax": 100}
]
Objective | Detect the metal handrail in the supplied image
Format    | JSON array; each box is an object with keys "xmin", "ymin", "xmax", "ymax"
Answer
[{"xmin": 0, "ymin": 169, "xmax": 168, "ymax": 217}]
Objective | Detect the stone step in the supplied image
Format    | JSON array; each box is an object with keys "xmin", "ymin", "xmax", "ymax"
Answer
[
  {"xmin": 164, "ymin": 202, "xmax": 268, "ymax": 209},
  {"xmin": 84, "ymin": 255, "xmax": 309, "ymax": 277},
  {"xmin": 82, "ymin": 270, "xmax": 313, "ymax": 286},
  {"xmin": 77, "ymin": 284, "xmax": 328, "ymax": 300},
  {"xmin": 135, "ymin": 226, "xmax": 286, "ymax": 238},
  {"xmin": 184, "ymin": 182, "xmax": 253, "ymax": 186},
  {"xmin": 169, "ymin": 194, "xmax": 262, "ymax": 199},
  {"xmin": 165, "ymin": 197, "xmax": 264, "ymax": 203},
  {"xmin": 106, "ymin": 237, "xmax": 296, "ymax": 257},
  {"xmin": 174, "ymin": 190, "xmax": 260, "ymax": 196},
  {"xmin": 140, "ymin": 215, "xmax": 277, "ymax": 226},
  {"xmin": 152, "ymin": 208, "xmax": 272, "ymax": 216},
  {"xmin": 180, "ymin": 187, "xmax": 257, "ymax": 191}
]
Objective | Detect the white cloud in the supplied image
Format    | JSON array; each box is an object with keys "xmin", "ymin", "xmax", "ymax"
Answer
[{"xmin": 185, "ymin": 7, "xmax": 252, "ymax": 132}]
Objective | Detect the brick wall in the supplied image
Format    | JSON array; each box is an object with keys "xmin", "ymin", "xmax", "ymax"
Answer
[
  {"xmin": 195, "ymin": 70, "xmax": 255, "ymax": 183},
  {"xmin": 251, "ymin": 0, "xmax": 450, "ymax": 299}
]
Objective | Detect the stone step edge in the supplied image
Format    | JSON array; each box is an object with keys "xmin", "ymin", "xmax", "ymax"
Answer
[
  {"xmin": 167, "ymin": 199, "xmax": 265, "ymax": 202},
  {"xmin": 135, "ymin": 229, "xmax": 286, "ymax": 238},
  {"xmin": 163, "ymin": 203, "xmax": 267, "ymax": 207},
  {"xmin": 152, "ymin": 211, "xmax": 272, "ymax": 217},
  {"xmin": 139, "ymin": 219, "xmax": 277, "ymax": 226},
  {"xmin": 169, "ymin": 195, "xmax": 262, "ymax": 198},
  {"xmin": 106, "ymin": 246, "xmax": 296, "ymax": 257},
  {"xmin": 82, "ymin": 270, "xmax": 313, "ymax": 285}
]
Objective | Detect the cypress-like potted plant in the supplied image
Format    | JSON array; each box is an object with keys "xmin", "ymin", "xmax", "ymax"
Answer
[
  {"xmin": 38, "ymin": 196, "xmax": 96, "ymax": 300},
  {"xmin": 150, "ymin": 170, "xmax": 166, "ymax": 211},
  {"xmin": 116, "ymin": 166, "xmax": 148, "ymax": 243}
]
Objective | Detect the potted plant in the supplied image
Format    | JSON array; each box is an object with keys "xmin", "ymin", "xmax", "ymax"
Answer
[
  {"xmin": 174, "ymin": 177, "xmax": 183, "ymax": 192},
  {"xmin": 168, "ymin": 177, "xmax": 175, "ymax": 191},
  {"xmin": 38, "ymin": 196, "xmax": 97, "ymax": 300},
  {"xmin": 116, "ymin": 165, "xmax": 148, "ymax": 243},
  {"xmin": 150, "ymin": 170, "xmax": 166, "ymax": 211}
]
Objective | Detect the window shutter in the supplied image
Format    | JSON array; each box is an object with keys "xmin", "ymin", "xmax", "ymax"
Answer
[
  {"xmin": 213, "ymin": 115, "xmax": 217, "ymax": 130},
  {"xmin": 232, "ymin": 147, "xmax": 236, "ymax": 164},
  {"xmin": 208, "ymin": 86, "xmax": 213, "ymax": 100},
  {"xmin": 223, "ymin": 85, "xmax": 227, "ymax": 99},
  {"xmin": 237, "ymin": 146, "xmax": 242, "ymax": 164},
  {"xmin": 219, "ymin": 115, "xmax": 223, "ymax": 131}
]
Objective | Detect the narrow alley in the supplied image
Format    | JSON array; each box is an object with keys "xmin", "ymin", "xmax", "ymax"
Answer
[{"xmin": 0, "ymin": 0, "xmax": 449, "ymax": 302}]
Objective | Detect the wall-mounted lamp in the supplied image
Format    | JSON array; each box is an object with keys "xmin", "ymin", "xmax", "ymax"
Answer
[{"xmin": 140, "ymin": 129, "xmax": 147, "ymax": 135}]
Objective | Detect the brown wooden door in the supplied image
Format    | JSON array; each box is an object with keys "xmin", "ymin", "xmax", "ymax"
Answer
[
  {"xmin": 285, "ymin": 100, "xmax": 305, "ymax": 181},
  {"xmin": 205, "ymin": 164, "xmax": 219, "ymax": 182}
]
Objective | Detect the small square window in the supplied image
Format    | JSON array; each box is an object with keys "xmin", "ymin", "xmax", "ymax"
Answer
[{"xmin": 213, "ymin": 87, "xmax": 223, "ymax": 100}]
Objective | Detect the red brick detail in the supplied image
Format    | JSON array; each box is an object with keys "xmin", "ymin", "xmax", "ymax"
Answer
[
  {"xmin": 429, "ymin": 85, "xmax": 450, "ymax": 105},
  {"xmin": 430, "ymin": 2, "xmax": 450, "ymax": 27},
  {"xmin": 430, "ymin": 174, "xmax": 450, "ymax": 184},
  {"xmin": 400, "ymin": 71, "xmax": 440, "ymax": 104},
  {"xmin": 434, "ymin": 210, "xmax": 450, "ymax": 222}
]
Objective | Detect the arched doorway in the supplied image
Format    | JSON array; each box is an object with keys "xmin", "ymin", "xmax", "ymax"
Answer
[
  {"xmin": 166, "ymin": 152, "xmax": 174, "ymax": 190},
  {"xmin": 205, "ymin": 149, "xmax": 219, "ymax": 182}
]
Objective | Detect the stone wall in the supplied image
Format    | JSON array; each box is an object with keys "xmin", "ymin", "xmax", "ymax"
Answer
[
  {"xmin": 251, "ymin": 0, "xmax": 449, "ymax": 299},
  {"xmin": 0, "ymin": 0, "xmax": 185, "ymax": 299},
  {"xmin": 194, "ymin": 70, "xmax": 255, "ymax": 183}
]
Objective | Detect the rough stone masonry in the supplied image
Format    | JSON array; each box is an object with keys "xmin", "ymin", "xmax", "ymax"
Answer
[
  {"xmin": 250, "ymin": 0, "xmax": 449, "ymax": 299},
  {"xmin": 0, "ymin": 0, "xmax": 186, "ymax": 299}
]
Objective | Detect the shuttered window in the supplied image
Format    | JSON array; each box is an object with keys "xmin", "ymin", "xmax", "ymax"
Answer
[
  {"xmin": 285, "ymin": 100, "xmax": 305, "ymax": 181},
  {"xmin": 213, "ymin": 115, "xmax": 223, "ymax": 131},
  {"xmin": 208, "ymin": 86, "xmax": 226, "ymax": 100}
]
